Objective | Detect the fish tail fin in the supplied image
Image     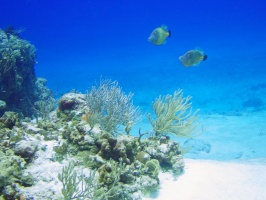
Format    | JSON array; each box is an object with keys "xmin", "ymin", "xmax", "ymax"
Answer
[
  {"xmin": 203, "ymin": 55, "xmax": 208, "ymax": 61},
  {"xmin": 168, "ymin": 30, "xmax": 171, "ymax": 37}
]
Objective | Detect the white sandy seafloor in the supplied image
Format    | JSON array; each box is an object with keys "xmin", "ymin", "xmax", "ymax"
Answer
[
  {"xmin": 143, "ymin": 158, "xmax": 266, "ymax": 200},
  {"xmin": 142, "ymin": 110, "xmax": 266, "ymax": 200}
]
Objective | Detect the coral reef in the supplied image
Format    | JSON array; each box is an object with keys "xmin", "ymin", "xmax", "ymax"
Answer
[
  {"xmin": 55, "ymin": 90, "xmax": 188, "ymax": 198},
  {"xmin": 0, "ymin": 28, "xmax": 54, "ymax": 117},
  {"xmin": 0, "ymin": 78, "xmax": 199, "ymax": 199},
  {"xmin": 0, "ymin": 28, "xmax": 196, "ymax": 199}
]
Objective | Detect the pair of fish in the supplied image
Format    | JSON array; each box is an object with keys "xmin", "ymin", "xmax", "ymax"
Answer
[{"xmin": 148, "ymin": 25, "xmax": 208, "ymax": 67}]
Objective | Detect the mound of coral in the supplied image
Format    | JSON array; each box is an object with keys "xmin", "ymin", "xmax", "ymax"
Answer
[
  {"xmin": 0, "ymin": 27, "xmax": 54, "ymax": 117},
  {"xmin": 0, "ymin": 88, "xmax": 192, "ymax": 199}
]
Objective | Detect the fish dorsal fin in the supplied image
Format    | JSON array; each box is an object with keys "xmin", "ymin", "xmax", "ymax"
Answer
[
  {"xmin": 160, "ymin": 25, "xmax": 168, "ymax": 31},
  {"xmin": 195, "ymin": 47, "xmax": 204, "ymax": 54}
]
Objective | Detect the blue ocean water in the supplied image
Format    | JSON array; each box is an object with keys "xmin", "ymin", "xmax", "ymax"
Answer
[{"xmin": 1, "ymin": 0, "xmax": 266, "ymax": 161}]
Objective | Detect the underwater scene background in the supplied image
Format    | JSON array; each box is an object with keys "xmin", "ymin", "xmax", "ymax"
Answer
[
  {"xmin": 1, "ymin": 1, "xmax": 266, "ymax": 197},
  {"xmin": 2, "ymin": 0, "xmax": 266, "ymax": 160}
]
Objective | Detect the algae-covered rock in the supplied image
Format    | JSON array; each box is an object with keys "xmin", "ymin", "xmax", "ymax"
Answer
[
  {"xmin": 20, "ymin": 173, "xmax": 35, "ymax": 186},
  {"xmin": 36, "ymin": 120, "xmax": 61, "ymax": 141},
  {"xmin": 140, "ymin": 175, "xmax": 160, "ymax": 196},
  {"xmin": 0, "ymin": 149, "xmax": 26, "ymax": 188},
  {"xmin": 171, "ymin": 154, "xmax": 185, "ymax": 174},
  {"xmin": 13, "ymin": 139, "xmax": 38, "ymax": 160},
  {"xmin": 144, "ymin": 136, "xmax": 184, "ymax": 175},
  {"xmin": 0, "ymin": 111, "xmax": 19, "ymax": 129},
  {"xmin": 58, "ymin": 93, "xmax": 87, "ymax": 122},
  {"xmin": 58, "ymin": 93, "xmax": 87, "ymax": 111},
  {"xmin": 2, "ymin": 185, "xmax": 16, "ymax": 199},
  {"xmin": 116, "ymin": 135, "xmax": 139, "ymax": 162},
  {"xmin": 56, "ymin": 93, "xmax": 88, "ymax": 125}
]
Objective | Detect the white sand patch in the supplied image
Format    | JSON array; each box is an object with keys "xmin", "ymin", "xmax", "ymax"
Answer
[
  {"xmin": 17, "ymin": 139, "xmax": 65, "ymax": 199},
  {"xmin": 144, "ymin": 159, "xmax": 266, "ymax": 200},
  {"xmin": 173, "ymin": 110, "xmax": 266, "ymax": 160}
]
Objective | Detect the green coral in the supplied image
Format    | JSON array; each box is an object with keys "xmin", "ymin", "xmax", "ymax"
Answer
[
  {"xmin": 53, "ymin": 142, "xmax": 69, "ymax": 162},
  {"xmin": 0, "ymin": 149, "xmax": 26, "ymax": 188},
  {"xmin": 145, "ymin": 159, "xmax": 160, "ymax": 178},
  {"xmin": 135, "ymin": 151, "xmax": 150, "ymax": 164},
  {"xmin": 58, "ymin": 161, "xmax": 97, "ymax": 200},
  {"xmin": 96, "ymin": 159, "xmax": 126, "ymax": 199},
  {"xmin": 148, "ymin": 89, "xmax": 199, "ymax": 137},
  {"xmin": 8, "ymin": 127, "xmax": 24, "ymax": 143}
]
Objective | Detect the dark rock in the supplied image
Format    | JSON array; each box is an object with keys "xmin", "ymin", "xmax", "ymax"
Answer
[
  {"xmin": 0, "ymin": 111, "xmax": 19, "ymax": 129},
  {"xmin": 20, "ymin": 174, "xmax": 35, "ymax": 186},
  {"xmin": 58, "ymin": 93, "xmax": 86, "ymax": 111}
]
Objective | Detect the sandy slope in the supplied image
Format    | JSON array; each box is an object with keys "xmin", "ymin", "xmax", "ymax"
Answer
[
  {"xmin": 139, "ymin": 110, "xmax": 266, "ymax": 200},
  {"xmin": 144, "ymin": 159, "xmax": 266, "ymax": 200}
]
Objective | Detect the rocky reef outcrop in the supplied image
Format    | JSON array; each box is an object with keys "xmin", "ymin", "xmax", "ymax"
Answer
[
  {"xmin": 0, "ymin": 27, "xmax": 54, "ymax": 117},
  {"xmin": 53, "ymin": 92, "xmax": 186, "ymax": 199},
  {"xmin": 0, "ymin": 90, "xmax": 188, "ymax": 199}
]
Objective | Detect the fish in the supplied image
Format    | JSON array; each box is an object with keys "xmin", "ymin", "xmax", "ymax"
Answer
[
  {"xmin": 148, "ymin": 25, "xmax": 171, "ymax": 45},
  {"xmin": 179, "ymin": 49, "xmax": 208, "ymax": 67}
]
